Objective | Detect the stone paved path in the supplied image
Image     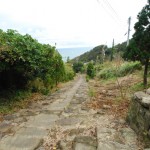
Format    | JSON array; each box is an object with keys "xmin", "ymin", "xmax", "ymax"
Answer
[{"xmin": 0, "ymin": 75, "xmax": 141, "ymax": 150}]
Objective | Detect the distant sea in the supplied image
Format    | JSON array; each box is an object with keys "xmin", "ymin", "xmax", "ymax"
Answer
[{"xmin": 57, "ymin": 47, "xmax": 93, "ymax": 61}]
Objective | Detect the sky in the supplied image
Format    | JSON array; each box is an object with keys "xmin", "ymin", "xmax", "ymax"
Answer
[{"xmin": 0, "ymin": 0, "xmax": 147, "ymax": 55}]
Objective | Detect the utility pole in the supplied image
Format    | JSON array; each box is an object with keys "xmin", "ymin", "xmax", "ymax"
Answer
[
  {"xmin": 110, "ymin": 39, "xmax": 114, "ymax": 61},
  {"xmin": 102, "ymin": 44, "xmax": 106, "ymax": 63},
  {"xmin": 127, "ymin": 17, "xmax": 131, "ymax": 46}
]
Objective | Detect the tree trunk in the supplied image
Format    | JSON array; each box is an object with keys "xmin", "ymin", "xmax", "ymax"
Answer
[{"xmin": 143, "ymin": 58, "xmax": 149, "ymax": 87}]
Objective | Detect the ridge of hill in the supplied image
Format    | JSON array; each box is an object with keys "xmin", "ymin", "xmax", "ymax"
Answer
[{"xmin": 71, "ymin": 42, "xmax": 126, "ymax": 63}]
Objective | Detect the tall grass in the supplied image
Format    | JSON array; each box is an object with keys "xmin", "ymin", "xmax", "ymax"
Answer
[
  {"xmin": 97, "ymin": 61, "xmax": 142, "ymax": 80},
  {"xmin": 0, "ymin": 89, "xmax": 31, "ymax": 114}
]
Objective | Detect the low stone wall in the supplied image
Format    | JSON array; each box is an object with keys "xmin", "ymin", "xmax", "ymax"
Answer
[{"xmin": 127, "ymin": 88, "xmax": 150, "ymax": 147}]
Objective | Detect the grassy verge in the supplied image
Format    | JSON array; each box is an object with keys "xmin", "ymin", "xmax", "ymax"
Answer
[
  {"xmin": 0, "ymin": 89, "xmax": 32, "ymax": 114},
  {"xmin": 87, "ymin": 60, "xmax": 147, "ymax": 118},
  {"xmin": 97, "ymin": 61, "xmax": 142, "ymax": 80}
]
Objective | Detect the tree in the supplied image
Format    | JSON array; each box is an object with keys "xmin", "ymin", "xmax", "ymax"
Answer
[
  {"xmin": 0, "ymin": 29, "xmax": 65, "ymax": 90},
  {"xmin": 124, "ymin": 1, "xmax": 150, "ymax": 86},
  {"xmin": 87, "ymin": 62, "xmax": 95, "ymax": 78},
  {"xmin": 73, "ymin": 62, "xmax": 84, "ymax": 73},
  {"xmin": 66, "ymin": 56, "xmax": 70, "ymax": 63}
]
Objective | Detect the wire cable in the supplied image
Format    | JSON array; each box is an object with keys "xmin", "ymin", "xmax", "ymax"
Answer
[{"xmin": 97, "ymin": 0, "xmax": 127, "ymax": 31}]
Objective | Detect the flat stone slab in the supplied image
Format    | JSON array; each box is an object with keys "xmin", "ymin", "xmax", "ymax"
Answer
[
  {"xmin": 17, "ymin": 127, "xmax": 47, "ymax": 138},
  {"xmin": 46, "ymin": 99, "xmax": 68, "ymax": 111},
  {"xmin": 3, "ymin": 114, "xmax": 17, "ymax": 120},
  {"xmin": 97, "ymin": 127, "xmax": 138, "ymax": 150},
  {"xmin": 56, "ymin": 117, "xmax": 82, "ymax": 126},
  {"xmin": 0, "ymin": 135, "xmax": 42, "ymax": 150},
  {"xmin": 0, "ymin": 123, "xmax": 49, "ymax": 150},
  {"xmin": 73, "ymin": 136, "xmax": 97, "ymax": 150},
  {"xmin": 119, "ymin": 128, "xmax": 137, "ymax": 145},
  {"xmin": 0, "ymin": 122, "xmax": 13, "ymax": 133},
  {"xmin": 97, "ymin": 127, "xmax": 116, "ymax": 141},
  {"xmin": 25, "ymin": 114, "xmax": 59, "ymax": 129},
  {"xmin": 97, "ymin": 141, "xmax": 131, "ymax": 150},
  {"xmin": 74, "ymin": 143, "xmax": 97, "ymax": 150}
]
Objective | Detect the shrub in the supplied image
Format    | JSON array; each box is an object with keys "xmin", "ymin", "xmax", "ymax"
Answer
[
  {"xmin": 98, "ymin": 68, "xmax": 116, "ymax": 79},
  {"xmin": 0, "ymin": 29, "xmax": 65, "ymax": 90},
  {"xmin": 64, "ymin": 64, "xmax": 75, "ymax": 81},
  {"xmin": 117, "ymin": 61, "xmax": 142, "ymax": 77},
  {"xmin": 27, "ymin": 78, "xmax": 45, "ymax": 92},
  {"xmin": 86, "ymin": 75, "xmax": 90, "ymax": 82},
  {"xmin": 87, "ymin": 62, "xmax": 95, "ymax": 78},
  {"xmin": 73, "ymin": 62, "xmax": 84, "ymax": 73},
  {"xmin": 98, "ymin": 61, "xmax": 141, "ymax": 80}
]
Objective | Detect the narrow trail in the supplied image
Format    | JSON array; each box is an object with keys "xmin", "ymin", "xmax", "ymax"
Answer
[{"xmin": 0, "ymin": 75, "xmax": 139, "ymax": 150}]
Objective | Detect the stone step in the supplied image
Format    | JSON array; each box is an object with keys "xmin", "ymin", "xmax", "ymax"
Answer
[
  {"xmin": 73, "ymin": 136, "xmax": 97, "ymax": 150},
  {"xmin": 24, "ymin": 113, "xmax": 59, "ymax": 129},
  {"xmin": 97, "ymin": 127, "xmax": 138, "ymax": 150},
  {"xmin": 0, "ymin": 134, "xmax": 42, "ymax": 150}
]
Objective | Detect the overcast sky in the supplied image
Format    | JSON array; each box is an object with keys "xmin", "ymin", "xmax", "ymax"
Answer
[{"xmin": 0, "ymin": 0, "xmax": 147, "ymax": 48}]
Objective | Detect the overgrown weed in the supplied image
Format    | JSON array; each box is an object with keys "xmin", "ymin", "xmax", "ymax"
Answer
[{"xmin": 0, "ymin": 89, "xmax": 31, "ymax": 114}]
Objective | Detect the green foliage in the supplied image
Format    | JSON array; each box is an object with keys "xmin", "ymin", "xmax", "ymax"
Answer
[
  {"xmin": 73, "ymin": 61, "xmax": 84, "ymax": 73},
  {"xmin": 0, "ymin": 89, "xmax": 31, "ymax": 114},
  {"xmin": 71, "ymin": 42, "xmax": 127, "ymax": 64},
  {"xmin": 0, "ymin": 29, "xmax": 67, "ymax": 92},
  {"xmin": 27, "ymin": 78, "xmax": 45, "ymax": 93},
  {"xmin": 88, "ymin": 87, "xmax": 96, "ymax": 97},
  {"xmin": 87, "ymin": 62, "xmax": 95, "ymax": 78},
  {"xmin": 86, "ymin": 75, "xmax": 90, "ymax": 82},
  {"xmin": 64, "ymin": 63, "xmax": 75, "ymax": 81},
  {"xmin": 118, "ymin": 61, "xmax": 142, "ymax": 76},
  {"xmin": 98, "ymin": 61, "xmax": 141, "ymax": 80},
  {"xmin": 124, "ymin": 1, "xmax": 150, "ymax": 86},
  {"xmin": 98, "ymin": 68, "xmax": 116, "ymax": 79},
  {"xmin": 130, "ymin": 82, "xmax": 145, "ymax": 92},
  {"xmin": 72, "ymin": 45, "xmax": 108, "ymax": 63},
  {"xmin": 51, "ymin": 53, "xmax": 66, "ymax": 86},
  {"xmin": 0, "ymin": 29, "xmax": 76, "ymax": 113}
]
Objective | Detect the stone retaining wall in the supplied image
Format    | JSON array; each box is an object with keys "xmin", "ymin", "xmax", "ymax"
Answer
[{"xmin": 127, "ymin": 88, "xmax": 150, "ymax": 147}]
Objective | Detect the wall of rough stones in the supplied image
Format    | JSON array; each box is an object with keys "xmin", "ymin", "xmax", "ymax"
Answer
[{"xmin": 127, "ymin": 88, "xmax": 150, "ymax": 147}]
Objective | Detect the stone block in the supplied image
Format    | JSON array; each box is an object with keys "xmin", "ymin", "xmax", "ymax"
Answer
[
  {"xmin": 144, "ymin": 111, "xmax": 150, "ymax": 130},
  {"xmin": 73, "ymin": 136, "xmax": 97, "ymax": 150},
  {"xmin": 146, "ymin": 88, "xmax": 150, "ymax": 95},
  {"xmin": 134, "ymin": 91, "xmax": 148, "ymax": 101},
  {"xmin": 141, "ymin": 97, "xmax": 150, "ymax": 108},
  {"xmin": 128, "ymin": 90, "xmax": 150, "ymax": 147}
]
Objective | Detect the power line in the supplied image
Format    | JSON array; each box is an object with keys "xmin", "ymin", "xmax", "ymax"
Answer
[
  {"xmin": 97, "ymin": 0, "xmax": 119, "ymax": 24},
  {"xmin": 97, "ymin": 0, "xmax": 127, "ymax": 30},
  {"xmin": 103, "ymin": 0, "xmax": 127, "ymax": 29},
  {"xmin": 103, "ymin": 0, "xmax": 120, "ymax": 21}
]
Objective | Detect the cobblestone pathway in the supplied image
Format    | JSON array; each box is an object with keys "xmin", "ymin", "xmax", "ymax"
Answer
[{"xmin": 0, "ymin": 75, "xmax": 140, "ymax": 150}]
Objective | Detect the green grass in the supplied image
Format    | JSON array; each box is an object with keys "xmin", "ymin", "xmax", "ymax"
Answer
[
  {"xmin": 88, "ymin": 87, "xmax": 96, "ymax": 97},
  {"xmin": 0, "ymin": 89, "xmax": 31, "ymax": 114},
  {"xmin": 130, "ymin": 82, "xmax": 150, "ymax": 92},
  {"xmin": 97, "ymin": 61, "xmax": 142, "ymax": 80}
]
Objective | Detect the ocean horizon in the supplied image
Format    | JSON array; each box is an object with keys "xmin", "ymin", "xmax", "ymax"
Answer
[{"xmin": 57, "ymin": 47, "xmax": 93, "ymax": 61}]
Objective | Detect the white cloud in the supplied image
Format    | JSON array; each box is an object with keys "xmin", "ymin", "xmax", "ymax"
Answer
[{"xmin": 0, "ymin": 0, "xmax": 147, "ymax": 48}]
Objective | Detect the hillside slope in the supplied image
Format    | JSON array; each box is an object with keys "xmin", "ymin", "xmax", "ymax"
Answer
[{"xmin": 71, "ymin": 42, "xmax": 126, "ymax": 63}]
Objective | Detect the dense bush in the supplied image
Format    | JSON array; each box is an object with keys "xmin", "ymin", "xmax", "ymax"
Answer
[
  {"xmin": 0, "ymin": 29, "xmax": 65, "ymax": 92},
  {"xmin": 97, "ymin": 61, "xmax": 141, "ymax": 79},
  {"xmin": 64, "ymin": 64, "xmax": 75, "ymax": 81},
  {"xmin": 72, "ymin": 62, "xmax": 84, "ymax": 73},
  {"xmin": 118, "ymin": 61, "xmax": 142, "ymax": 77},
  {"xmin": 98, "ymin": 68, "xmax": 116, "ymax": 79},
  {"xmin": 87, "ymin": 62, "xmax": 95, "ymax": 78}
]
